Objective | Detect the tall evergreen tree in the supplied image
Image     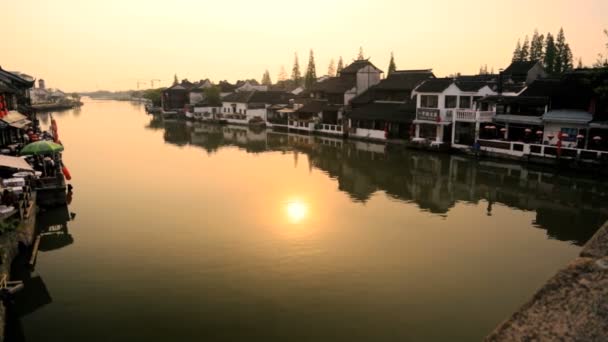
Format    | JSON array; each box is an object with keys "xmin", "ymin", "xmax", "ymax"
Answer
[
  {"xmin": 173, "ymin": 74, "xmax": 179, "ymax": 85},
  {"xmin": 357, "ymin": 47, "xmax": 365, "ymax": 60},
  {"xmin": 544, "ymin": 33, "xmax": 557, "ymax": 74},
  {"xmin": 562, "ymin": 43, "xmax": 574, "ymax": 72},
  {"xmin": 304, "ymin": 49, "xmax": 317, "ymax": 89},
  {"xmin": 291, "ymin": 53, "xmax": 302, "ymax": 86},
  {"xmin": 327, "ymin": 59, "xmax": 336, "ymax": 77},
  {"xmin": 512, "ymin": 40, "xmax": 522, "ymax": 62},
  {"xmin": 520, "ymin": 36, "xmax": 530, "ymax": 61},
  {"xmin": 278, "ymin": 65, "xmax": 287, "ymax": 81},
  {"xmin": 530, "ymin": 30, "xmax": 544, "ymax": 61},
  {"xmin": 577, "ymin": 57, "xmax": 583, "ymax": 69},
  {"xmin": 554, "ymin": 28, "xmax": 567, "ymax": 74},
  {"xmin": 387, "ymin": 52, "xmax": 397, "ymax": 75},
  {"xmin": 261, "ymin": 70, "xmax": 272, "ymax": 86},
  {"xmin": 337, "ymin": 57, "xmax": 344, "ymax": 74}
]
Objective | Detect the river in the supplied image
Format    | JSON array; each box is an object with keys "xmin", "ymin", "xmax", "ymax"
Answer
[{"xmin": 7, "ymin": 99, "xmax": 608, "ymax": 341}]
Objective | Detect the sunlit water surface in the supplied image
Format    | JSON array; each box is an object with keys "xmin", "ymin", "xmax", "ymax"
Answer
[{"xmin": 8, "ymin": 99, "xmax": 608, "ymax": 341}]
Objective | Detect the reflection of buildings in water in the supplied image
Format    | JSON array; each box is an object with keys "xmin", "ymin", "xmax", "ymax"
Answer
[
  {"xmin": 6, "ymin": 205, "xmax": 74, "ymax": 340},
  {"xmin": 37, "ymin": 205, "xmax": 74, "ymax": 252},
  {"xmin": 158, "ymin": 120, "xmax": 608, "ymax": 245}
]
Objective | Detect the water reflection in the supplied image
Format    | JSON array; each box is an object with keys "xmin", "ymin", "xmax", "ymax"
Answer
[
  {"xmin": 153, "ymin": 119, "xmax": 608, "ymax": 246},
  {"xmin": 286, "ymin": 200, "xmax": 308, "ymax": 224},
  {"xmin": 7, "ymin": 205, "xmax": 75, "ymax": 341}
]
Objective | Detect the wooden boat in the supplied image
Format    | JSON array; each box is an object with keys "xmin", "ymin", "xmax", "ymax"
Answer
[{"xmin": 35, "ymin": 173, "xmax": 67, "ymax": 208}]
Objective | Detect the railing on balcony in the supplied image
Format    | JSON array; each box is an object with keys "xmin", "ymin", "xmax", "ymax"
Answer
[{"xmin": 454, "ymin": 109, "xmax": 495, "ymax": 122}]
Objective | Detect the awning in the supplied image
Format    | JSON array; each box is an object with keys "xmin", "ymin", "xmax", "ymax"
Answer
[
  {"xmin": 0, "ymin": 155, "xmax": 34, "ymax": 171},
  {"xmin": 277, "ymin": 108, "xmax": 295, "ymax": 113},
  {"xmin": 2, "ymin": 110, "xmax": 31, "ymax": 129},
  {"xmin": 589, "ymin": 121, "xmax": 608, "ymax": 129},
  {"xmin": 542, "ymin": 109, "xmax": 593, "ymax": 124},
  {"xmin": 494, "ymin": 114, "xmax": 542, "ymax": 125}
]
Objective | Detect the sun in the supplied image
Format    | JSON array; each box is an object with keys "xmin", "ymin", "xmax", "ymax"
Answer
[{"xmin": 286, "ymin": 201, "xmax": 308, "ymax": 223}]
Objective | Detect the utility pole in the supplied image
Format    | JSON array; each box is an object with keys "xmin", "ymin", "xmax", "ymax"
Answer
[{"xmin": 150, "ymin": 79, "xmax": 161, "ymax": 88}]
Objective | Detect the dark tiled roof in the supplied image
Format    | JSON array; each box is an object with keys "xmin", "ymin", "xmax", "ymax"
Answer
[
  {"xmin": 349, "ymin": 102, "xmax": 416, "ymax": 123},
  {"xmin": 295, "ymin": 100, "xmax": 341, "ymax": 113},
  {"xmin": 519, "ymin": 79, "xmax": 561, "ymax": 97},
  {"xmin": 339, "ymin": 59, "xmax": 382, "ymax": 75},
  {"xmin": 218, "ymin": 81, "xmax": 237, "ymax": 92},
  {"xmin": 222, "ymin": 91, "xmax": 294, "ymax": 104},
  {"xmin": 414, "ymin": 78, "xmax": 453, "ymax": 93},
  {"xmin": 503, "ymin": 61, "xmax": 541, "ymax": 75},
  {"xmin": 375, "ymin": 70, "xmax": 435, "ymax": 90},
  {"xmin": 0, "ymin": 67, "xmax": 35, "ymax": 88},
  {"xmin": 456, "ymin": 74, "xmax": 498, "ymax": 82},
  {"xmin": 222, "ymin": 91, "xmax": 253, "ymax": 103},
  {"xmin": 249, "ymin": 91, "xmax": 294, "ymax": 104},
  {"xmin": 478, "ymin": 95, "xmax": 549, "ymax": 106},
  {"xmin": 310, "ymin": 77, "xmax": 355, "ymax": 94},
  {"xmin": 455, "ymin": 81, "xmax": 491, "ymax": 92}
]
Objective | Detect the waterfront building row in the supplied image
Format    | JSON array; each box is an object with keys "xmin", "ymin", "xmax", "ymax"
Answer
[{"xmin": 158, "ymin": 59, "xmax": 608, "ymax": 166}]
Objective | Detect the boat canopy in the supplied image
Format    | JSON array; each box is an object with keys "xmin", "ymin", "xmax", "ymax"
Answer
[{"xmin": 0, "ymin": 155, "xmax": 34, "ymax": 171}]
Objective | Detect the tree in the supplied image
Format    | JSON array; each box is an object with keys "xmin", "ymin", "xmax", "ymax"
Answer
[
  {"xmin": 203, "ymin": 86, "xmax": 222, "ymax": 107},
  {"xmin": 337, "ymin": 56, "xmax": 344, "ymax": 74},
  {"xmin": 388, "ymin": 52, "xmax": 397, "ymax": 75},
  {"xmin": 291, "ymin": 53, "xmax": 302, "ymax": 86},
  {"xmin": 142, "ymin": 88, "xmax": 164, "ymax": 107},
  {"xmin": 530, "ymin": 30, "xmax": 545, "ymax": 61},
  {"xmin": 173, "ymin": 74, "xmax": 179, "ymax": 85},
  {"xmin": 278, "ymin": 65, "xmax": 288, "ymax": 81},
  {"xmin": 512, "ymin": 40, "xmax": 522, "ymax": 62},
  {"xmin": 478, "ymin": 65, "xmax": 489, "ymax": 75},
  {"xmin": 594, "ymin": 29, "xmax": 608, "ymax": 67},
  {"xmin": 544, "ymin": 33, "xmax": 557, "ymax": 74},
  {"xmin": 577, "ymin": 58, "xmax": 583, "ymax": 69},
  {"xmin": 562, "ymin": 43, "xmax": 574, "ymax": 72},
  {"xmin": 357, "ymin": 47, "xmax": 365, "ymax": 60},
  {"xmin": 304, "ymin": 49, "xmax": 317, "ymax": 89},
  {"xmin": 520, "ymin": 36, "xmax": 530, "ymax": 61},
  {"xmin": 554, "ymin": 28, "xmax": 568, "ymax": 74},
  {"xmin": 261, "ymin": 70, "xmax": 272, "ymax": 86},
  {"xmin": 327, "ymin": 59, "xmax": 336, "ymax": 77}
]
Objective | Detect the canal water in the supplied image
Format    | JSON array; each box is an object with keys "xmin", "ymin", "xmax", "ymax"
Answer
[{"xmin": 7, "ymin": 99, "xmax": 608, "ymax": 341}]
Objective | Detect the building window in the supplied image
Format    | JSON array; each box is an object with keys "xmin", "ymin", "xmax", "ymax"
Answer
[
  {"xmin": 560, "ymin": 128, "xmax": 578, "ymax": 142},
  {"xmin": 420, "ymin": 95, "xmax": 438, "ymax": 108},
  {"xmin": 445, "ymin": 96, "xmax": 457, "ymax": 108},
  {"xmin": 473, "ymin": 96, "xmax": 482, "ymax": 109},
  {"xmin": 459, "ymin": 96, "xmax": 471, "ymax": 109}
]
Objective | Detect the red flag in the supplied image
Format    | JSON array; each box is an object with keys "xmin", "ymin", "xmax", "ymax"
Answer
[
  {"xmin": 51, "ymin": 116, "xmax": 59, "ymax": 142},
  {"xmin": 0, "ymin": 95, "xmax": 7, "ymax": 118}
]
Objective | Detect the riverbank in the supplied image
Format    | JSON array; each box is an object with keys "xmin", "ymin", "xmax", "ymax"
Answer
[
  {"xmin": 32, "ymin": 102, "xmax": 83, "ymax": 113},
  {"xmin": 486, "ymin": 220, "xmax": 608, "ymax": 341},
  {"xmin": 0, "ymin": 196, "xmax": 36, "ymax": 342}
]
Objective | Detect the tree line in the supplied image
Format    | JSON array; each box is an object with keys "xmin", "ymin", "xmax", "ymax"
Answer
[{"xmin": 512, "ymin": 28, "xmax": 573, "ymax": 75}]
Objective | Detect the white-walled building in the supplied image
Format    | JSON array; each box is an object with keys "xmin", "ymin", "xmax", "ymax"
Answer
[{"xmin": 411, "ymin": 78, "xmax": 497, "ymax": 146}]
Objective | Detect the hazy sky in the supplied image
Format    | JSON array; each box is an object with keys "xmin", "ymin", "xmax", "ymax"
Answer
[{"xmin": 4, "ymin": 0, "xmax": 607, "ymax": 91}]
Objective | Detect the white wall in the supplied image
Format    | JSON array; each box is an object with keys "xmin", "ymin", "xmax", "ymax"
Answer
[
  {"xmin": 189, "ymin": 92, "xmax": 203, "ymax": 105},
  {"xmin": 356, "ymin": 65, "xmax": 382, "ymax": 95},
  {"xmin": 542, "ymin": 122, "xmax": 586, "ymax": 147},
  {"xmin": 222, "ymin": 102, "xmax": 248, "ymax": 115},
  {"xmin": 353, "ymin": 128, "xmax": 387, "ymax": 141}
]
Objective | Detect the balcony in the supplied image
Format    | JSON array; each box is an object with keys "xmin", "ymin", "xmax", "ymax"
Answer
[{"xmin": 454, "ymin": 109, "xmax": 495, "ymax": 122}]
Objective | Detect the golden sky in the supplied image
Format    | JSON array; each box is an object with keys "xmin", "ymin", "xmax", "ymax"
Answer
[{"xmin": 4, "ymin": 0, "xmax": 607, "ymax": 91}]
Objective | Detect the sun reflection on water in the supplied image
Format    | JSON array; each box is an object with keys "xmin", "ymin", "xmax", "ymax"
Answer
[{"xmin": 286, "ymin": 200, "xmax": 308, "ymax": 223}]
